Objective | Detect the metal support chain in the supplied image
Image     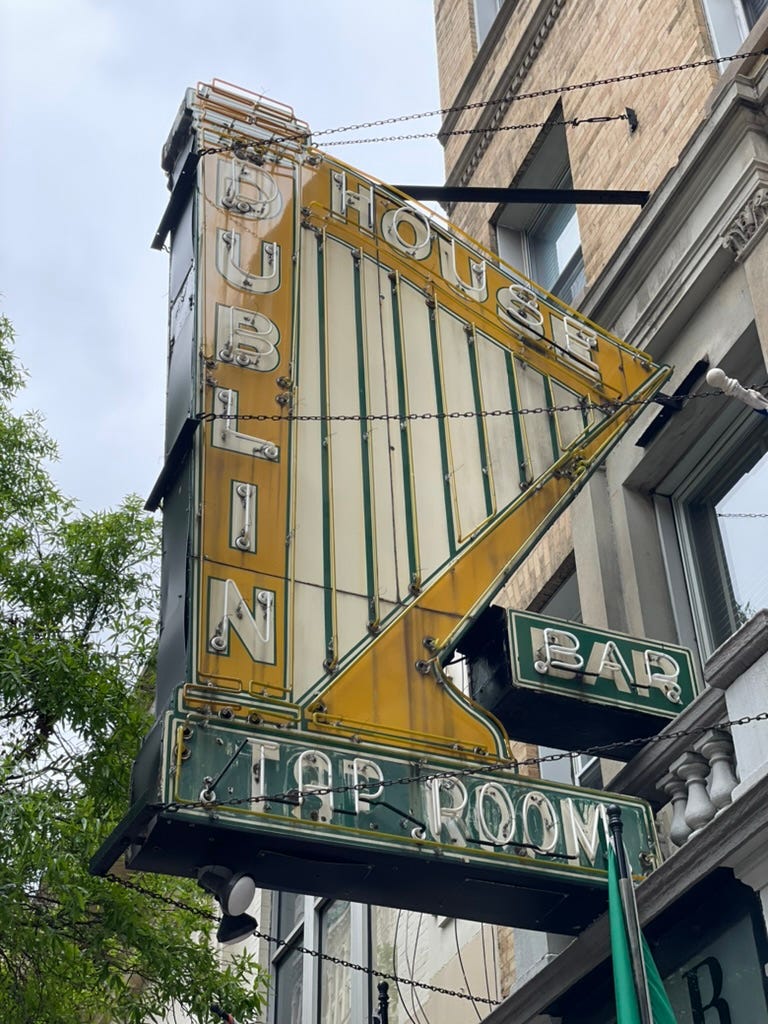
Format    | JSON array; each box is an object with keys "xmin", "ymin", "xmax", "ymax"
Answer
[
  {"xmin": 103, "ymin": 875, "xmax": 499, "ymax": 1006},
  {"xmin": 161, "ymin": 712, "xmax": 768, "ymax": 815},
  {"xmin": 311, "ymin": 48, "xmax": 768, "ymax": 137},
  {"xmin": 195, "ymin": 387, "xmax": 763, "ymax": 426}
]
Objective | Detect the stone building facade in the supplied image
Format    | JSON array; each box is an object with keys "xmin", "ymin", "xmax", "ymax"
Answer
[{"xmin": 430, "ymin": 2, "xmax": 768, "ymax": 1022}]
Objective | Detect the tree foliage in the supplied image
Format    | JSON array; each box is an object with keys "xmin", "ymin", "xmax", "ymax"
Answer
[{"xmin": 0, "ymin": 315, "xmax": 266, "ymax": 1023}]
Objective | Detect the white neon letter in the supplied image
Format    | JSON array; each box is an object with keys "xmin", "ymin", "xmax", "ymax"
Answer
[
  {"xmin": 533, "ymin": 627, "xmax": 584, "ymax": 674},
  {"xmin": 437, "ymin": 236, "xmax": 487, "ymax": 301},
  {"xmin": 215, "ymin": 304, "xmax": 280, "ymax": 372},
  {"xmin": 381, "ymin": 206, "xmax": 432, "ymax": 260},
  {"xmin": 330, "ymin": 170, "xmax": 374, "ymax": 231},
  {"xmin": 216, "ymin": 229, "xmax": 281, "ymax": 294}
]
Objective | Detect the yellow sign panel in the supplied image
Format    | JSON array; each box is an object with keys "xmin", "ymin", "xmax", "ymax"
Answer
[{"xmin": 190, "ymin": 81, "xmax": 669, "ymax": 761}]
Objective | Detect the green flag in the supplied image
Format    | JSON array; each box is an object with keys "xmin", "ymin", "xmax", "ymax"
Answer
[{"xmin": 608, "ymin": 841, "xmax": 677, "ymax": 1024}]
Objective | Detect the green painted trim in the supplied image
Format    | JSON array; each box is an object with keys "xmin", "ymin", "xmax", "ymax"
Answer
[
  {"xmin": 389, "ymin": 275, "xmax": 420, "ymax": 587},
  {"xmin": 465, "ymin": 323, "xmax": 494, "ymax": 518},
  {"xmin": 427, "ymin": 304, "xmax": 457, "ymax": 557},
  {"xmin": 504, "ymin": 349, "xmax": 529, "ymax": 488},
  {"xmin": 316, "ymin": 233, "xmax": 337, "ymax": 667},
  {"xmin": 352, "ymin": 253, "xmax": 379, "ymax": 626},
  {"xmin": 542, "ymin": 377, "xmax": 561, "ymax": 461}
]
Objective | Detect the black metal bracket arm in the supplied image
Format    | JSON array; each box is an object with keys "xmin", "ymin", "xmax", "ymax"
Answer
[
  {"xmin": 636, "ymin": 359, "xmax": 710, "ymax": 448},
  {"xmin": 145, "ymin": 417, "xmax": 201, "ymax": 512},
  {"xmin": 393, "ymin": 186, "xmax": 650, "ymax": 206}
]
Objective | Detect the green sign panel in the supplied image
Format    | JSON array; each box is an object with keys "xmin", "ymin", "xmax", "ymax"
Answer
[
  {"xmin": 509, "ymin": 611, "xmax": 698, "ymax": 716},
  {"xmin": 461, "ymin": 607, "xmax": 698, "ymax": 758},
  {"xmin": 107, "ymin": 696, "xmax": 660, "ymax": 934}
]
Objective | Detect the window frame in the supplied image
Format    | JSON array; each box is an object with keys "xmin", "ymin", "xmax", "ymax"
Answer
[
  {"xmin": 654, "ymin": 396, "xmax": 768, "ymax": 660},
  {"xmin": 493, "ymin": 121, "xmax": 586, "ymax": 305},
  {"xmin": 474, "ymin": 0, "xmax": 505, "ymax": 47},
  {"xmin": 702, "ymin": 0, "xmax": 768, "ymax": 58},
  {"xmin": 270, "ymin": 894, "xmax": 372, "ymax": 1024},
  {"xmin": 672, "ymin": 410, "xmax": 768, "ymax": 656}
]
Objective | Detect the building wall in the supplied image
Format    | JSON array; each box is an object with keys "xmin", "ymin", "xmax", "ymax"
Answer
[
  {"xmin": 434, "ymin": 0, "xmax": 718, "ymax": 284},
  {"xmin": 432, "ymin": 2, "xmax": 768, "ymax": 1021}
]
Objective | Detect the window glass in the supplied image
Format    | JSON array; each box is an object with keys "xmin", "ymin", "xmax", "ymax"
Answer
[
  {"xmin": 677, "ymin": 417, "xmax": 768, "ymax": 652},
  {"xmin": 475, "ymin": 0, "xmax": 503, "ymax": 44},
  {"xmin": 319, "ymin": 901, "xmax": 352, "ymax": 1024},
  {"xmin": 703, "ymin": 0, "xmax": 766, "ymax": 58},
  {"xmin": 275, "ymin": 945, "xmax": 304, "ymax": 1024},
  {"xmin": 529, "ymin": 204, "xmax": 579, "ymax": 287},
  {"xmin": 278, "ymin": 891, "xmax": 305, "ymax": 938}
]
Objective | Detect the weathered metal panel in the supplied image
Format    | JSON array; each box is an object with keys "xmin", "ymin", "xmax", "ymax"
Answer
[
  {"xmin": 437, "ymin": 306, "xmax": 491, "ymax": 541},
  {"xmin": 510, "ymin": 610, "xmax": 698, "ymax": 714},
  {"xmin": 99, "ymin": 83, "xmax": 675, "ymax": 915},
  {"xmin": 118, "ymin": 709, "xmax": 661, "ymax": 933},
  {"xmin": 153, "ymin": 79, "xmax": 671, "ymax": 762}
]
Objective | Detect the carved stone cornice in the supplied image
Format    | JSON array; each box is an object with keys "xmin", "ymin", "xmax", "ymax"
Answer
[
  {"xmin": 720, "ymin": 185, "xmax": 768, "ymax": 261},
  {"xmin": 443, "ymin": 0, "xmax": 568, "ymax": 192}
]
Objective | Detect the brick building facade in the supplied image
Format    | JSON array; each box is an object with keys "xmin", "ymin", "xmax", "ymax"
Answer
[{"xmin": 431, "ymin": 2, "xmax": 768, "ymax": 1022}]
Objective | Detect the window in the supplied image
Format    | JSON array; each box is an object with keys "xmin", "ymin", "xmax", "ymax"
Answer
[
  {"xmin": 319, "ymin": 902, "xmax": 352, "ymax": 1024},
  {"xmin": 475, "ymin": 0, "xmax": 504, "ymax": 45},
  {"xmin": 672, "ymin": 409, "xmax": 768, "ymax": 655},
  {"xmin": 495, "ymin": 119, "xmax": 586, "ymax": 305},
  {"xmin": 270, "ymin": 895, "xmax": 376, "ymax": 1024},
  {"xmin": 703, "ymin": 0, "xmax": 768, "ymax": 58},
  {"xmin": 273, "ymin": 893, "xmax": 306, "ymax": 1024}
]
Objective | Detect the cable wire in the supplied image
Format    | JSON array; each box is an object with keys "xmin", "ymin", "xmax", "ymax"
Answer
[
  {"xmin": 453, "ymin": 917, "xmax": 482, "ymax": 1021},
  {"xmin": 393, "ymin": 909, "xmax": 420, "ymax": 1024},
  {"xmin": 311, "ymin": 48, "xmax": 768, "ymax": 137},
  {"xmin": 102, "ymin": 875, "xmax": 500, "ymax": 1007}
]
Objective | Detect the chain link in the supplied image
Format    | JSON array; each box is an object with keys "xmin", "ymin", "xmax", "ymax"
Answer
[
  {"xmin": 196, "ymin": 386, "xmax": 768, "ymax": 425},
  {"xmin": 163, "ymin": 711, "xmax": 768, "ymax": 815},
  {"xmin": 716, "ymin": 512, "xmax": 768, "ymax": 518},
  {"xmin": 104, "ymin": 875, "xmax": 499, "ymax": 1005},
  {"xmin": 312, "ymin": 48, "xmax": 768, "ymax": 137},
  {"xmin": 322, "ymin": 113, "xmax": 628, "ymax": 147}
]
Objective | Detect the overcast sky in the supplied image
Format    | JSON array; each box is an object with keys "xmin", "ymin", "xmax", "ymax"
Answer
[{"xmin": 0, "ymin": 0, "xmax": 445, "ymax": 512}]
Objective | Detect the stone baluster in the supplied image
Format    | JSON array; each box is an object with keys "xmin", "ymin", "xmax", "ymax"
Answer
[
  {"xmin": 659, "ymin": 771, "xmax": 691, "ymax": 848},
  {"xmin": 700, "ymin": 729, "xmax": 739, "ymax": 810},
  {"xmin": 676, "ymin": 751, "xmax": 717, "ymax": 833}
]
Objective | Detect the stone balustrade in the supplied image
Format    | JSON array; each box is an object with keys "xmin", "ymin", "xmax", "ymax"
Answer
[
  {"xmin": 658, "ymin": 729, "xmax": 739, "ymax": 848},
  {"xmin": 608, "ymin": 609, "xmax": 768, "ymax": 860}
]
